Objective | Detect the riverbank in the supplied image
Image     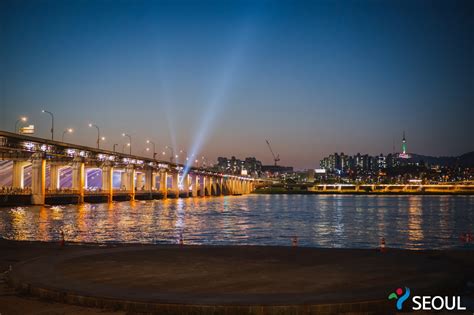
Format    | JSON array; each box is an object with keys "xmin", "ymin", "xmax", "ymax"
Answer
[
  {"xmin": 254, "ymin": 188, "xmax": 474, "ymax": 195},
  {"xmin": 1, "ymin": 239, "xmax": 474, "ymax": 314}
]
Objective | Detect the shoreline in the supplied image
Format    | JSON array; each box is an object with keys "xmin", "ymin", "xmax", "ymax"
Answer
[{"xmin": 254, "ymin": 190, "xmax": 474, "ymax": 195}]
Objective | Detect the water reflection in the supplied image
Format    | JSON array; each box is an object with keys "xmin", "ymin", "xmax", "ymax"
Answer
[
  {"xmin": 0, "ymin": 195, "xmax": 473, "ymax": 250},
  {"xmin": 407, "ymin": 196, "xmax": 423, "ymax": 249}
]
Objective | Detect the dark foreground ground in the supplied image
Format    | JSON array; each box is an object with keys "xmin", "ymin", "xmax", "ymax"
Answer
[{"xmin": 0, "ymin": 239, "xmax": 473, "ymax": 315}]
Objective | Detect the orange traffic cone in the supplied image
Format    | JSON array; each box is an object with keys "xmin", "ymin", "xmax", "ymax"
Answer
[
  {"xmin": 60, "ymin": 230, "xmax": 65, "ymax": 247},
  {"xmin": 292, "ymin": 236, "xmax": 298, "ymax": 247},
  {"xmin": 380, "ymin": 237, "xmax": 386, "ymax": 253}
]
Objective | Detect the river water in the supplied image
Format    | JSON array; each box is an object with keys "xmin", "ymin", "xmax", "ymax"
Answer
[{"xmin": 1, "ymin": 194, "xmax": 473, "ymax": 250}]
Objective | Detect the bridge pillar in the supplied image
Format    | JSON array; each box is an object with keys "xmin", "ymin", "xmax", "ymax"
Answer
[
  {"xmin": 216, "ymin": 177, "xmax": 223, "ymax": 196},
  {"xmin": 12, "ymin": 161, "xmax": 28, "ymax": 188},
  {"xmin": 101, "ymin": 161, "xmax": 113, "ymax": 202},
  {"xmin": 237, "ymin": 180, "xmax": 241, "ymax": 194},
  {"xmin": 145, "ymin": 168, "xmax": 153, "ymax": 191},
  {"xmin": 160, "ymin": 171, "xmax": 168, "ymax": 198},
  {"xmin": 221, "ymin": 178, "xmax": 227, "ymax": 195},
  {"xmin": 228, "ymin": 179, "xmax": 234, "ymax": 195},
  {"xmin": 182, "ymin": 173, "xmax": 189, "ymax": 197},
  {"xmin": 234, "ymin": 180, "xmax": 240, "ymax": 194},
  {"xmin": 136, "ymin": 172, "xmax": 144, "ymax": 191},
  {"xmin": 49, "ymin": 164, "xmax": 60, "ymax": 191},
  {"xmin": 191, "ymin": 174, "xmax": 198, "ymax": 197},
  {"xmin": 151, "ymin": 172, "xmax": 158, "ymax": 190},
  {"xmin": 125, "ymin": 165, "xmax": 135, "ymax": 200},
  {"xmin": 171, "ymin": 172, "xmax": 179, "ymax": 197},
  {"xmin": 72, "ymin": 157, "xmax": 85, "ymax": 203},
  {"xmin": 31, "ymin": 153, "xmax": 46, "ymax": 205},
  {"xmin": 210, "ymin": 177, "xmax": 216, "ymax": 196},
  {"xmin": 199, "ymin": 176, "xmax": 206, "ymax": 197},
  {"xmin": 206, "ymin": 176, "xmax": 212, "ymax": 196}
]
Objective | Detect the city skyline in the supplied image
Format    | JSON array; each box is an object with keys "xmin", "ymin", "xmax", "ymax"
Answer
[{"xmin": 1, "ymin": 0, "xmax": 473, "ymax": 169}]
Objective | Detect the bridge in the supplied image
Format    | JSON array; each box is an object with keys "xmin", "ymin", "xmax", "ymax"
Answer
[
  {"xmin": 255, "ymin": 182, "xmax": 474, "ymax": 194},
  {"xmin": 0, "ymin": 130, "xmax": 255, "ymax": 205}
]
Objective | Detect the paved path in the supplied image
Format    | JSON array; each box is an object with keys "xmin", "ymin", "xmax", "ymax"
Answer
[{"xmin": 2, "ymin": 240, "xmax": 474, "ymax": 314}]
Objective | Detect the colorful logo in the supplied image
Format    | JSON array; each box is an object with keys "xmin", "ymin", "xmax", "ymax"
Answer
[{"xmin": 388, "ymin": 287, "xmax": 411, "ymax": 310}]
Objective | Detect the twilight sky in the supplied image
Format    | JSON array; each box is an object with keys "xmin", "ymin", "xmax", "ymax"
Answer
[{"xmin": 1, "ymin": 0, "xmax": 473, "ymax": 169}]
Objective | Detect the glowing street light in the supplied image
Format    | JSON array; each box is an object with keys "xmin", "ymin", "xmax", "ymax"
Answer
[
  {"xmin": 122, "ymin": 143, "xmax": 130, "ymax": 154},
  {"xmin": 146, "ymin": 140, "xmax": 157, "ymax": 160},
  {"xmin": 62, "ymin": 128, "xmax": 73, "ymax": 142},
  {"xmin": 15, "ymin": 116, "xmax": 28, "ymax": 133},
  {"xmin": 122, "ymin": 133, "xmax": 132, "ymax": 155},
  {"xmin": 179, "ymin": 150, "xmax": 189, "ymax": 162},
  {"xmin": 165, "ymin": 145, "xmax": 174, "ymax": 163},
  {"xmin": 88, "ymin": 123, "xmax": 101, "ymax": 149},
  {"xmin": 41, "ymin": 109, "xmax": 54, "ymax": 140}
]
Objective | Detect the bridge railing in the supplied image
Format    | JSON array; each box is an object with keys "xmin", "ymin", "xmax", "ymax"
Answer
[
  {"xmin": 0, "ymin": 187, "xmax": 32, "ymax": 195},
  {"xmin": 46, "ymin": 189, "xmax": 81, "ymax": 195}
]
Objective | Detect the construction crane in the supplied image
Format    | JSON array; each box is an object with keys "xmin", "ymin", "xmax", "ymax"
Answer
[{"xmin": 265, "ymin": 139, "xmax": 280, "ymax": 166}]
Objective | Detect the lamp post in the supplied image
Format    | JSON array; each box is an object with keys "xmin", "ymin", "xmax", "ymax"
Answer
[
  {"xmin": 15, "ymin": 116, "xmax": 28, "ymax": 133},
  {"xmin": 146, "ymin": 140, "xmax": 157, "ymax": 160},
  {"xmin": 41, "ymin": 110, "xmax": 54, "ymax": 140},
  {"xmin": 165, "ymin": 145, "xmax": 174, "ymax": 163},
  {"xmin": 179, "ymin": 150, "xmax": 189, "ymax": 162},
  {"xmin": 88, "ymin": 123, "xmax": 100, "ymax": 149},
  {"xmin": 122, "ymin": 133, "xmax": 132, "ymax": 155},
  {"xmin": 62, "ymin": 128, "xmax": 73, "ymax": 142}
]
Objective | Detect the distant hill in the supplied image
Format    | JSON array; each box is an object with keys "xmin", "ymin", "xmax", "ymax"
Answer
[{"xmin": 408, "ymin": 151, "xmax": 474, "ymax": 167}]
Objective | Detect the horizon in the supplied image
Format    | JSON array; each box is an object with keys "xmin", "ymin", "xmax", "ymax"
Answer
[{"xmin": 1, "ymin": 0, "xmax": 473, "ymax": 169}]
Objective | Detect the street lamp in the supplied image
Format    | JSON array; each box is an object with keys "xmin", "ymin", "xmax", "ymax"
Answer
[
  {"xmin": 88, "ymin": 123, "xmax": 100, "ymax": 149},
  {"xmin": 165, "ymin": 145, "xmax": 174, "ymax": 163},
  {"xmin": 201, "ymin": 156, "xmax": 208, "ymax": 168},
  {"xmin": 122, "ymin": 133, "xmax": 132, "ymax": 155},
  {"xmin": 179, "ymin": 150, "xmax": 189, "ymax": 162},
  {"xmin": 146, "ymin": 140, "xmax": 157, "ymax": 160},
  {"xmin": 41, "ymin": 110, "xmax": 54, "ymax": 140},
  {"xmin": 15, "ymin": 116, "xmax": 27, "ymax": 133},
  {"xmin": 62, "ymin": 128, "xmax": 73, "ymax": 142},
  {"xmin": 122, "ymin": 143, "xmax": 130, "ymax": 154}
]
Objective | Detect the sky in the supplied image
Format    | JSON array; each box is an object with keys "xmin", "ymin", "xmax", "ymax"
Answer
[{"xmin": 1, "ymin": 0, "xmax": 473, "ymax": 169}]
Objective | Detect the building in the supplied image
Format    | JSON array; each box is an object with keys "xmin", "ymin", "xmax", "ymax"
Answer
[{"xmin": 217, "ymin": 156, "xmax": 262, "ymax": 177}]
